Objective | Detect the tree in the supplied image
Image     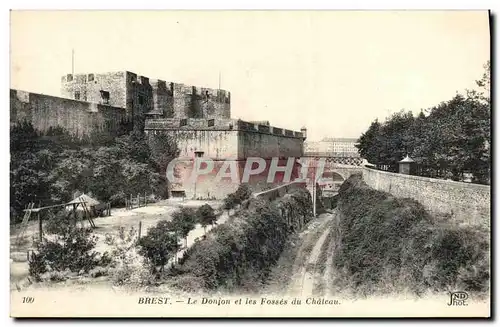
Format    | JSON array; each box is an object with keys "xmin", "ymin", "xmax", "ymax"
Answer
[
  {"xmin": 475, "ymin": 60, "xmax": 490, "ymax": 102},
  {"xmin": 147, "ymin": 132, "xmax": 180, "ymax": 199},
  {"xmin": 197, "ymin": 204, "xmax": 217, "ymax": 234},
  {"xmin": 357, "ymin": 77, "xmax": 490, "ymax": 184},
  {"xmin": 377, "ymin": 110, "xmax": 415, "ymax": 171},
  {"xmin": 10, "ymin": 121, "xmax": 177, "ymax": 225},
  {"xmin": 356, "ymin": 119, "xmax": 381, "ymax": 165},
  {"xmin": 148, "ymin": 132, "xmax": 180, "ymax": 173},
  {"xmin": 234, "ymin": 184, "xmax": 252, "ymax": 203},
  {"xmin": 10, "ymin": 122, "xmax": 62, "ymax": 222},
  {"xmin": 170, "ymin": 207, "xmax": 197, "ymax": 247},
  {"xmin": 114, "ymin": 130, "xmax": 151, "ymax": 164},
  {"xmin": 223, "ymin": 193, "xmax": 237, "ymax": 212},
  {"xmin": 138, "ymin": 220, "xmax": 179, "ymax": 273}
]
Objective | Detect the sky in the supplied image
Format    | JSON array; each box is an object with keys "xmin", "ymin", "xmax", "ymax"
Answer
[{"xmin": 10, "ymin": 10, "xmax": 490, "ymax": 141}]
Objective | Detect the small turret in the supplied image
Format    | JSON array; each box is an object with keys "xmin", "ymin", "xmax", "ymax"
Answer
[
  {"xmin": 300, "ymin": 126, "xmax": 307, "ymax": 140},
  {"xmin": 398, "ymin": 154, "xmax": 415, "ymax": 175}
]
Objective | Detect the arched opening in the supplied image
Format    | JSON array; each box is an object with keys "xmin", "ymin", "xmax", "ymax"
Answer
[{"xmin": 320, "ymin": 171, "xmax": 345, "ymax": 193}]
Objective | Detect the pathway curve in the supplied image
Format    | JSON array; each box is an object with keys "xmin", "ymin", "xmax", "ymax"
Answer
[{"xmin": 288, "ymin": 212, "xmax": 335, "ymax": 296}]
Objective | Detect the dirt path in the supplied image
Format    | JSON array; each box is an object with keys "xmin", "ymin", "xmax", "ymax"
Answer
[
  {"xmin": 168, "ymin": 209, "xmax": 232, "ymax": 265},
  {"xmin": 322, "ymin": 214, "xmax": 339, "ymax": 296},
  {"xmin": 288, "ymin": 212, "xmax": 335, "ymax": 296}
]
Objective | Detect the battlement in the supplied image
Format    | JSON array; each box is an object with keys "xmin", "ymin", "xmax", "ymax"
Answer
[
  {"xmin": 62, "ymin": 72, "xmax": 231, "ymax": 101},
  {"xmin": 61, "ymin": 71, "xmax": 231, "ymax": 120},
  {"xmin": 61, "ymin": 72, "xmax": 125, "ymax": 84},
  {"xmin": 150, "ymin": 79, "xmax": 174, "ymax": 95},
  {"xmin": 172, "ymin": 83, "xmax": 230, "ymax": 103},
  {"xmin": 145, "ymin": 118, "xmax": 304, "ymax": 139}
]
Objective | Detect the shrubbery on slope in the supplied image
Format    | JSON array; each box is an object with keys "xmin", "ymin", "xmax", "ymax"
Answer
[
  {"xmin": 334, "ymin": 174, "xmax": 489, "ymax": 296},
  {"xmin": 168, "ymin": 188, "xmax": 313, "ymax": 292}
]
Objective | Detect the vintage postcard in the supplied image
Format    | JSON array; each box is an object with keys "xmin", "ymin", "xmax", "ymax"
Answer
[{"xmin": 9, "ymin": 10, "xmax": 491, "ymax": 318}]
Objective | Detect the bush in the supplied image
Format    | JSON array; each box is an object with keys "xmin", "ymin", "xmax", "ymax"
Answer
[
  {"xmin": 28, "ymin": 225, "xmax": 110, "ymax": 281},
  {"xmin": 170, "ymin": 188, "xmax": 312, "ymax": 292},
  {"xmin": 334, "ymin": 174, "xmax": 490, "ymax": 295},
  {"xmin": 104, "ymin": 227, "xmax": 155, "ymax": 287}
]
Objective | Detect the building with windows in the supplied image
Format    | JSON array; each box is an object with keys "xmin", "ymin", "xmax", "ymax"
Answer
[
  {"xmin": 304, "ymin": 137, "xmax": 359, "ymax": 157},
  {"xmin": 331, "ymin": 138, "xmax": 359, "ymax": 157}
]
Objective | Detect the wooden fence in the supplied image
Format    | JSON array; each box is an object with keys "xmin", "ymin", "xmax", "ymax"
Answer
[{"xmin": 125, "ymin": 192, "xmax": 148, "ymax": 210}]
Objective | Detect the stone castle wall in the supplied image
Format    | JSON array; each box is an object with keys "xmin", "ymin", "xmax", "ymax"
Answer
[
  {"xmin": 362, "ymin": 166, "xmax": 490, "ymax": 228},
  {"xmin": 144, "ymin": 118, "xmax": 304, "ymax": 160},
  {"xmin": 10, "ymin": 89, "xmax": 127, "ymax": 139},
  {"xmin": 145, "ymin": 118, "xmax": 305, "ymax": 199}
]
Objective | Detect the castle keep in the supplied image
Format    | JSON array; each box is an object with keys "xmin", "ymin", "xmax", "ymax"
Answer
[
  {"xmin": 10, "ymin": 71, "xmax": 305, "ymax": 199},
  {"xmin": 60, "ymin": 71, "xmax": 231, "ymax": 123}
]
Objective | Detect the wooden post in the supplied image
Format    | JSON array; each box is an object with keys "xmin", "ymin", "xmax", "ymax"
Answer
[
  {"xmin": 138, "ymin": 221, "xmax": 142, "ymax": 239},
  {"xmin": 38, "ymin": 212, "xmax": 42, "ymax": 242},
  {"xmin": 72, "ymin": 203, "xmax": 78, "ymax": 227}
]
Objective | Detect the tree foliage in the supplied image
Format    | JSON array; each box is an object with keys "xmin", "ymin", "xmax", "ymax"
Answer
[
  {"xmin": 356, "ymin": 62, "xmax": 490, "ymax": 184},
  {"xmin": 137, "ymin": 220, "xmax": 180, "ymax": 273},
  {"xmin": 10, "ymin": 124, "xmax": 178, "ymax": 223},
  {"xmin": 170, "ymin": 207, "xmax": 198, "ymax": 247},
  {"xmin": 222, "ymin": 184, "xmax": 253, "ymax": 211},
  {"xmin": 197, "ymin": 204, "xmax": 217, "ymax": 233}
]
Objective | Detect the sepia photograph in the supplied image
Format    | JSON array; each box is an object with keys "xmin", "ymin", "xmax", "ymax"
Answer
[{"xmin": 8, "ymin": 9, "xmax": 491, "ymax": 318}]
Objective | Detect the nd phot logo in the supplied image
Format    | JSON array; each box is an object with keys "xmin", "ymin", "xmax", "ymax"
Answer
[{"xmin": 447, "ymin": 291, "xmax": 469, "ymax": 306}]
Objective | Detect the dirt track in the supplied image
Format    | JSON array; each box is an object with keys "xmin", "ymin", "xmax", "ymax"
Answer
[{"xmin": 287, "ymin": 212, "xmax": 336, "ymax": 296}]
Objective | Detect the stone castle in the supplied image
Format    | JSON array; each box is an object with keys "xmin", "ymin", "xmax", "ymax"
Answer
[{"xmin": 10, "ymin": 71, "xmax": 306, "ymax": 199}]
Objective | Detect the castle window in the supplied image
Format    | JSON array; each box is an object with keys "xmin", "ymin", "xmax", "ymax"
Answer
[
  {"xmin": 100, "ymin": 90, "xmax": 110, "ymax": 104},
  {"xmin": 194, "ymin": 151, "xmax": 204, "ymax": 158},
  {"xmin": 207, "ymin": 119, "xmax": 215, "ymax": 127},
  {"xmin": 180, "ymin": 119, "xmax": 188, "ymax": 127},
  {"xmin": 138, "ymin": 95, "xmax": 145, "ymax": 105},
  {"xmin": 88, "ymin": 74, "xmax": 94, "ymax": 82},
  {"xmin": 74, "ymin": 91, "xmax": 80, "ymax": 100}
]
